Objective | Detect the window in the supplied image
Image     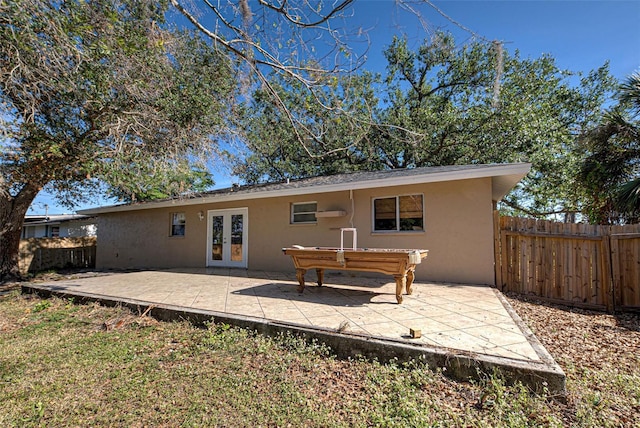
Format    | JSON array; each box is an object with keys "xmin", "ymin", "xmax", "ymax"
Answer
[
  {"xmin": 291, "ymin": 202, "xmax": 317, "ymax": 224},
  {"xmin": 170, "ymin": 212, "xmax": 186, "ymax": 236},
  {"xmin": 50, "ymin": 226, "xmax": 60, "ymax": 237},
  {"xmin": 373, "ymin": 194, "xmax": 424, "ymax": 232}
]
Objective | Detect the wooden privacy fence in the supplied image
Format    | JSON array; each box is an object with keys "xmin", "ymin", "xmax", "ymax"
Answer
[
  {"xmin": 494, "ymin": 215, "xmax": 640, "ymax": 312},
  {"xmin": 19, "ymin": 237, "xmax": 97, "ymax": 275}
]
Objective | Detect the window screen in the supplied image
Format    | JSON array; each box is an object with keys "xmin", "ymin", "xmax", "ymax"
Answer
[
  {"xmin": 373, "ymin": 195, "xmax": 423, "ymax": 232},
  {"xmin": 291, "ymin": 202, "xmax": 317, "ymax": 224},
  {"xmin": 171, "ymin": 212, "xmax": 186, "ymax": 236}
]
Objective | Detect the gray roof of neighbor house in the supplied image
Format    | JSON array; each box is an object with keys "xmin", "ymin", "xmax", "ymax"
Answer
[
  {"xmin": 79, "ymin": 163, "xmax": 531, "ymax": 215},
  {"xmin": 23, "ymin": 214, "xmax": 95, "ymax": 226}
]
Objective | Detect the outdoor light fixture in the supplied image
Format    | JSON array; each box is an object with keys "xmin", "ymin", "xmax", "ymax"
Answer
[{"xmin": 198, "ymin": 211, "xmax": 204, "ymax": 221}]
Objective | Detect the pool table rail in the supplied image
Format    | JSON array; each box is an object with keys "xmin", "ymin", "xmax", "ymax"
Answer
[{"xmin": 282, "ymin": 247, "xmax": 428, "ymax": 303}]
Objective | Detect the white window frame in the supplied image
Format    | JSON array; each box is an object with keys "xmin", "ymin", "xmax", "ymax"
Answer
[
  {"xmin": 291, "ymin": 201, "xmax": 317, "ymax": 224},
  {"xmin": 170, "ymin": 212, "xmax": 186, "ymax": 237},
  {"xmin": 372, "ymin": 194, "xmax": 425, "ymax": 233}
]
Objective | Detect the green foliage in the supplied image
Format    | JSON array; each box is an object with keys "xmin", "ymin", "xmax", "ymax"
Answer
[
  {"xmin": 103, "ymin": 157, "xmax": 214, "ymax": 203},
  {"xmin": 0, "ymin": 0, "xmax": 236, "ymax": 278},
  {"xmin": 376, "ymin": 36, "xmax": 615, "ymax": 218},
  {"xmin": 1, "ymin": 0, "xmax": 233, "ymax": 203},
  {"xmin": 577, "ymin": 72, "xmax": 640, "ymax": 224},
  {"xmin": 617, "ymin": 177, "xmax": 640, "ymax": 216},
  {"xmin": 236, "ymin": 31, "xmax": 616, "ymax": 220},
  {"xmin": 31, "ymin": 300, "xmax": 51, "ymax": 313},
  {"xmin": 234, "ymin": 71, "xmax": 381, "ymax": 183}
]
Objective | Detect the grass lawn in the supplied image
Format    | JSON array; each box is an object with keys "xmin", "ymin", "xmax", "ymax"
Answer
[{"xmin": 1, "ymin": 287, "xmax": 638, "ymax": 427}]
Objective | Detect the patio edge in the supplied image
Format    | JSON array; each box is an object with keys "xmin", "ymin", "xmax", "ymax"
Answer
[{"xmin": 22, "ymin": 284, "xmax": 566, "ymax": 395}]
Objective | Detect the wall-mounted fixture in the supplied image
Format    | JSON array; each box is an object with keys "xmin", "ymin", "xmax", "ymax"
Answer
[
  {"xmin": 314, "ymin": 210, "xmax": 347, "ymax": 218},
  {"xmin": 198, "ymin": 211, "xmax": 204, "ymax": 221}
]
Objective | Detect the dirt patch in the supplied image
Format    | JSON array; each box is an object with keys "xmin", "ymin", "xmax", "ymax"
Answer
[
  {"xmin": 505, "ymin": 292, "xmax": 640, "ymax": 425},
  {"xmin": 505, "ymin": 293, "xmax": 639, "ymax": 371}
]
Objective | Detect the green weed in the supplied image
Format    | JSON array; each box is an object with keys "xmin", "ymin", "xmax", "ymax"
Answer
[{"xmin": 1, "ymin": 294, "xmax": 638, "ymax": 427}]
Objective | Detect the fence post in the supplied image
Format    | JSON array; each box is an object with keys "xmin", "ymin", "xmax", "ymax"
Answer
[
  {"xmin": 493, "ymin": 210, "xmax": 502, "ymax": 288},
  {"xmin": 501, "ymin": 217, "xmax": 511, "ymax": 292}
]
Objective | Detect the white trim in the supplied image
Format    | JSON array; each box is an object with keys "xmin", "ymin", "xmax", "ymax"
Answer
[{"xmin": 79, "ymin": 163, "xmax": 531, "ymax": 215}]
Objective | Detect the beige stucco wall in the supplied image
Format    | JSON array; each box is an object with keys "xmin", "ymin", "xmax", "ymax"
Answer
[{"xmin": 96, "ymin": 177, "xmax": 496, "ymax": 285}]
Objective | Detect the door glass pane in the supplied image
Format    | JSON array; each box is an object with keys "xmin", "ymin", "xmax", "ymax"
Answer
[
  {"xmin": 211, "ymin": 216, "xmax": 223, "ymax": 260},
  {"xmin": 230, "ymin": 214, "xmax": 243, "ymax": 262}
]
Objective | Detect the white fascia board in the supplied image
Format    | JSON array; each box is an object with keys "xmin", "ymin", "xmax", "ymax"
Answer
[{"xmin": 79, "ymin": 163, "xmax": 531, "ymax": 215}]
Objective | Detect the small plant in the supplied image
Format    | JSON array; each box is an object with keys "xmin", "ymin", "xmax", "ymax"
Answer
[
  {"xmin": 20, "ymin": 401, "xmax": 45, "ymax": 424},
  {"xmin": 32, "ymin": 300, "xmax": 51, "ymax": 313}
]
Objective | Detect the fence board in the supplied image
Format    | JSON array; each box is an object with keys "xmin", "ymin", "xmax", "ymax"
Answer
[
  {"xmin": 618, "ymin": 236, "xmax": 640, "ymax": 308},
  {"xmin": 495, "ymin": 215, "xmax": 640, "ymax": 312},
  {"xmin": 493, "ymin": 210, "xmax": 502, "ymax": 288},
  {"xmin": 19, "ymin": 237, "xmax": 96, "ymax": 274}
]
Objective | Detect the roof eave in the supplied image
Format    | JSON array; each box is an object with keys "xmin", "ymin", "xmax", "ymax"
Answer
[{"xmin": 79, "ymin": 163, "xmax": 531, "ymax": 215}]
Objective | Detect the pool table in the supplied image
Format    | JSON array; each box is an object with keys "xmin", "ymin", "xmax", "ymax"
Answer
[{"xmin": 282, "ymin": 247, "xmax": 428, "ymax": 303}]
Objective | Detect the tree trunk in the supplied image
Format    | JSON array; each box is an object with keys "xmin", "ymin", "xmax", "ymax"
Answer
[{"xmin": 0, "ymin": 186, "xmax": 40, "ymax": 282}]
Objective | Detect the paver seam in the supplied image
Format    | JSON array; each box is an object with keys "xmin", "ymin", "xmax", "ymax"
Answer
[
  {"xmin": 286, "ymin": 290, "xmax": 317, "ymax": 325},
  {"xmin": 222, "ymin": 271, "xmax": 231, "ymax": 312}
]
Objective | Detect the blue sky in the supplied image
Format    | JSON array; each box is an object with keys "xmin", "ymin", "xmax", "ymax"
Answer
[
  {"xmin": 355, "ymin": 0, "xmax": 638, "ymax": 79},
  {"xmin": 30, "ymin": 0, "xmax": 640, "ymax": 214}
]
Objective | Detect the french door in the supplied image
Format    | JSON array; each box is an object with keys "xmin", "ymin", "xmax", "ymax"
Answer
[{"xmin": 206, "ymin": 208, "xmax": 248, "ymax": 268}]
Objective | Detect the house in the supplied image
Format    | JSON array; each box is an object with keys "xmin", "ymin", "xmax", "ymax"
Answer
[
  {"xmin": 22, "ymin": 214, "xmax": 97, "ymax": 239},
  {"xmin": 20, "ymin": 214, "xmax": 98, "ymax": 274},
  {"xmin": 79, "ymin": 163, "xmax": 530, "ymax": 285}
]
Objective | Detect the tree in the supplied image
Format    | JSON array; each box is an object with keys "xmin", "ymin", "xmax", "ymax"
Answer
[
  {"xmin": 235, "ymin": 31, "xmax": 616, "ymax": 218},
  {"xmin": 578, "ymin": 72, "xmax": 640, "ymax": 224},
  {"xmin": 615, "ymin": 73, "xmax": 640, "ymax": 217},
  {"xmin": 0, "ymin": 0, "xmax": 235, "ymax": 280},
  {"xmin": 232, "ymin": 71, "xmax": 381, "ymax": 183},
  {"xmin": 373, "ymin": 35, "xmax": 616, "ymax": 219},
  {"xmin": 170, "ymin": 0, "xmax": 365, "ymax": 151}
]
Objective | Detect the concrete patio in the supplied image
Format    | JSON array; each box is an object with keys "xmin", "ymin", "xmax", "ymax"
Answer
[{"xmin": 22, "ymin": 268, "xmax": 565, "ymax": 393}]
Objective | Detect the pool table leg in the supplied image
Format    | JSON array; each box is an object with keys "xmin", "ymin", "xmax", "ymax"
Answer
[
  {"xmin": 393, "ymin": 274, "xmax": 406, "ymax": 304},
  {"xmin": 406, "ymin": 269, "xmax": 415, "ymax": 295},
  {"xmin": 295, "ymin": 268, "xmax": 306, "ymax": 293},
  {"xmin": 315, "ymin": 268, "xmax": 324, "ymax": 287}
]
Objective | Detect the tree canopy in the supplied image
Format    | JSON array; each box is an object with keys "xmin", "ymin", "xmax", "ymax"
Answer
[
  {"xmin": 0, "ymin": 0, "xmax": 235, "ymax": 278},
  {"xmin": 233, "ymin": 32, "xmax": 617, "ymax": 221},
  {"xmin": 578, "ymin": 72, "xmax": 640, "ymax": 224}
]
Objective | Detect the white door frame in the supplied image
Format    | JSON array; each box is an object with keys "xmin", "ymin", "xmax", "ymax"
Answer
[{"xmin": 206, "ymin": 208, "xmax": 248, "ymax": 268}]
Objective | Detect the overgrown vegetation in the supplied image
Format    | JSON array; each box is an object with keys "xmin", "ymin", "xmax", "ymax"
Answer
[{"xmin": 1, "ymin": 291, "xmax": 638, "ymax": 427}]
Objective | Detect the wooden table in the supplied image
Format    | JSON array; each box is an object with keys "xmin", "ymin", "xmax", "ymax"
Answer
[{"xmin": 282, "ymin": 247, "xmax": 428, "ymax": 303}]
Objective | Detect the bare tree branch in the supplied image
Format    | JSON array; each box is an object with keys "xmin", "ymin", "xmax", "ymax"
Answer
[
  {"xmin": 256, "ymin": 0, "xmax": 355, "ymax": 28},
  {"xmin": 169, "ymin": 0, "xmax": 372, "ymax": 154}
]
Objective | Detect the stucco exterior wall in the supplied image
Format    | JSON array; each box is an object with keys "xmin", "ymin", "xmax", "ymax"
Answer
[{"xmin": 96, "ymin": 177, "xmax": 496, "ymax": 285}]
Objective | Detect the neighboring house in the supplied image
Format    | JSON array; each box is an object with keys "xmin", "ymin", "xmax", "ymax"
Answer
[
  {"xmin": 80, "ymin": 163, "xmax": 530, "ymax": 285},
  {"xmin": 22, "ymin": 214, "xmax": 97, "ymax": 239}
]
